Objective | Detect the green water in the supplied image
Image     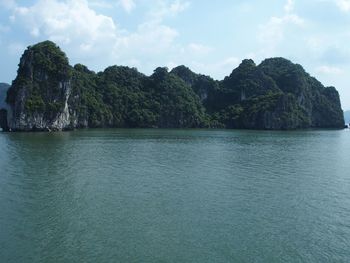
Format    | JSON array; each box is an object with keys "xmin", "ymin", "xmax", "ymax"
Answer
[{"xmin": 1, "ymin": 129, "xmax": 350, "ymax": 262}]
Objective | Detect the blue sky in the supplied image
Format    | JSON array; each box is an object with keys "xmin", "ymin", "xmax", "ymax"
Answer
[{"xmin": 0, "ymin": 0, "xmax": 350, "ymax": 110}]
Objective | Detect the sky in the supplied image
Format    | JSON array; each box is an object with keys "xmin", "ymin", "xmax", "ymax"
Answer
[{"xmin": 0, "ymin": 0, "xmax": 349, "ymax": 110}]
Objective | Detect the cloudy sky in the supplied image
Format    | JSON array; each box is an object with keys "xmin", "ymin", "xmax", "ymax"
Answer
[{"xmin": 0, "ymin": 0, "xmax": 349, "ymax": 110}]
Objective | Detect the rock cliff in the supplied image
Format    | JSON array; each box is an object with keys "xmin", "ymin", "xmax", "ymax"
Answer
[{"xmin": 6, "ymin": 41, "xmax": 72, "ymax": 131}]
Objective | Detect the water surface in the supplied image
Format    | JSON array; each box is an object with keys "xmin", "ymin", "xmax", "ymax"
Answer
[{"xmin": 1, "ymin": 129, "xmax": 350, "ymax": 262}]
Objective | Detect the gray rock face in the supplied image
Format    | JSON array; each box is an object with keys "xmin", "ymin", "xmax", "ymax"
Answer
[{"xmin": 9, "ymin": 81, "xmax": 72, "ymax": 131}]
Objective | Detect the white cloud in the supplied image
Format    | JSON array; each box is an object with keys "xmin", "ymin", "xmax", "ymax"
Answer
[
  {"xmin": 12, "ymin": 0, "xmax": 117, "ymax": 45},
  {"xmin": 29, "ymin": 27, "xmax": 39, "ymax": 37},
  {"xmin": 5, "ymin": 0, "xmax": 191, "ymax": 73},
  {"xmin": 169, "ymin": 0, "xmax": 190, "ymax": 14},
  {"xmin": 116, "ymin": 21, "xmax": 179, "ymax": 56},
  {"xmin": 316, "ymin": 65, "xmax": 344, "ymax": 74},
  {"xmin": 336, "ymin": 0, "xmax": 350, "ymax": 12},
  {"xmin": 259, "ymin": 14, "xmax": 304, "ymax": 44},
  {"xmin": 284, "ymin": 0, "xmax": 295, "ymax": 13},
  {"xmin": 88, "ymin": 0, "xmax": 114, "ymax": 9},
  {"xmin": 2, "ymin": 0, "xmax": 242, "ymax": 80},
  {"xmin": 320, "ymin": 0, "xmax": 350, "ymax": 12},
  {"xmin": 149, "ymin": 0, "xmax": 190, "ymax": 22},
  {"xmin": 118, "ymin": 0, "xmax": 135, "ymax": 13},
  {"xmin": 258, "ymin": 0, "xmax": 304, "ymax": 55},
  {"xmin": 187, "ymin": 43, "xmax": 213, "ymax": 55}
]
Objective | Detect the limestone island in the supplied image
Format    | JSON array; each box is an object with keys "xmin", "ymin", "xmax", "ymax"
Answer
[{"xmin": 0, "ymin": 41, "xmax": 345, "ymax": 132}]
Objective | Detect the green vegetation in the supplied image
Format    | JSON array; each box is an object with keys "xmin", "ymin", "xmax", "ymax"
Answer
[
  {"xmin": 69, "ymin": 65, "xmax": 206, "ymax": 128},
  {"xmin": 5, "ymin": 41, "xmax": 345, "ymax": 130}
]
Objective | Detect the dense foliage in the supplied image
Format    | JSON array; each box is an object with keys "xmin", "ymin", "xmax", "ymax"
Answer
[
  {"xmin": 68, "ymin": 65, "xmax": 207, "ymax": 128},
  {"xmin": 4, "ymin": 41, "xmax": 345, "ymax": 130}
]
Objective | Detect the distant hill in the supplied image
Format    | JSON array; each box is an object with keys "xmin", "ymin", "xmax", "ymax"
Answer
[
  {"xmin": 344, "ymin": 111, "xmax": 350, "ymax": 124},
  {"xmin": 0, "ymin": 83, "xmax": 10, "ymax": 110},
  {"xmin": 0, "ymin": 40, "xmax": 345, "ymax": 131}
]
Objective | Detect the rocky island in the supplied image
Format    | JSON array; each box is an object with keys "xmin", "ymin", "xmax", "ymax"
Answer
[{"xmin": 0, "ymin": 41, "xmax": 345, "ymax": 131}]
